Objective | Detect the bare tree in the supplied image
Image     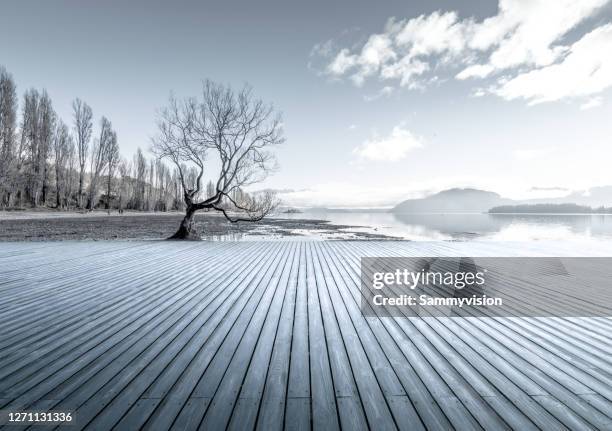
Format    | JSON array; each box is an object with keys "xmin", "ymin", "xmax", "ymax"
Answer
[
  {"xmin": 155, "ymin": 159, "xmax": 170, "ymax": 211},
  {"xmin": 171, "ymin": 167, "xmax": 183, "ymax": 210},
  {"xmin": 20, "ymin": 89, "xmax": 40, "ymax": 205},
  {"xmin": 117, "ymin": 159, "xmax": 129, "ymax": 212},
  {"xmin": 153, "ymin": 80, "xmax": 284, "ymax": 239},
  {"xmin": 105, "ymin": 130, "xmax": 119, "ymax": 212},
  {"xmin": 17, "ymin": 89, "xmax": 55, "ymax": 206},
  {"xmin": 87, "ymin": 117, "xmax": 113, "ymax": 210},
  {"xmin": 147, "ymin": 158, "xmax": 155, "ymax": 210},
  {"xmin": 0, "ymin": 66, "xmax": 17, "ymax": 207},
  {"xmin": 134, "ymin": 148, "xmax": 147, "ymax": 210},
  {"xmin": 73, "ymin": 98, "xmax": 92, "ymax": 208},
  {"xmin": 38, "ymin": 91, "xmax": 55, "ymax": 205},
  {"xmin": 53, "ymin": 120, "xmax": 71, "ymax": 208},
  {"xmin": 65, "ymin": 138, "xmax": 77, "ymax": 208}
]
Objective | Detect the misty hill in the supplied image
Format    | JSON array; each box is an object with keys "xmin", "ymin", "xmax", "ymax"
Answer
[
  {"xmin": 392, "ymin": 188, "xmax": 512, "ymax": 213},
  {"xmin": 489, "ymin": 203, "xmax": 612, "ymax": 214}
]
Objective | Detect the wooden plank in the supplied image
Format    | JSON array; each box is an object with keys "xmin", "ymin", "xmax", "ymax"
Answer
[
  {"xmin": 349, "ymin": 244, "xmax": 557, "ymax": 430},
  {"xmin": 349, "ymin": 242, "xmax": 611, "ymax": 426},
  {"xmin": 113, "ymin": 398, "xmax": 161, "ymax": 430},
  {"xmin": 312, "ymin": 242, "xmax": 398, "ymax": 430},
  {"xmin": 81, "ymin": 243, "xmax": 288, "ymax": 430},
  {"xmin": 286, "ymin": 242, "xmax": 310, "ymax": 399},
  {"xmin": 335, "ymin": 242, "xmax": 492, "ymax": 430},
  {"xmin": 0, "ymin": 243, "xmax": 238, "ymax": 385},
  {"xmin": 198, "ymin": 243, "xmax": 298, "ymax": 429},
  {"xmin": 305, "ymin": 242, "xmax": 341, "ymax": 431},
  {"xmin": 247, "ymin": 243, "xmax": 302, "ymax": 430},
  {"xmin": 284, "ymin": 397, "xmax": 310, "ymax": 431},
  {"xmin": 1, "ymin": 242, "xmax": 259, "ymax": 416},
  {"xmin": 170, "ymin": 397, "xmax": 210, "ymax": 431},
  {"xmin": 0, "ymin": 243, "xmax": 253, "ymax": 403},
  {"xmin": 0, "ymin": 242, "xmax": 211, "ymax": 348},
  {"xmin": 322, "ymin": 242, "xmax": 451, "ymax": 430},
  {"xmin": 0, "ymin": 240, "xmax": 610, "ymax": 431},
  {"xmin": 144, "ymin": 243, "xmax": 290, "ymax": 430},
  {"xmin": 343, "ymin": 240, "xmax": 612, "ymax": 430}
]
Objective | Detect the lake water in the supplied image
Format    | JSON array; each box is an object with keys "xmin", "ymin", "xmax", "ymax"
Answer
[{"xmin": 279, "ymin": 212, "xmax": 612, "ymax": 242}]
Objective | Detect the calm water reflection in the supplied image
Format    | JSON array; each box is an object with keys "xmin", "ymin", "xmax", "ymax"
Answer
[{"xmin": 281, "ymin": 212, "xmax": 612, "ymax": 241}]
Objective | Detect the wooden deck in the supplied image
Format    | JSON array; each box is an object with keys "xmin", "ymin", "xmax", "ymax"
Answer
[{"xmin": 0, "ymin": 240, "xmax": 611, "ymax": 430}]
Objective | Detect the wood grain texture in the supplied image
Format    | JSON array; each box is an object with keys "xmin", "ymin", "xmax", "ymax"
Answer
[{"xmin": 0, "ymin": 240, "xmax": 611, "ymax": 430}]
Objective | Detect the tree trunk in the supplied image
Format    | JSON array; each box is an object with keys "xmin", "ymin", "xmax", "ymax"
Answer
[
  {"xmin": 106, "ymin": 177, "xmax": 111, "ymax": 212},
  {"xmin": 42, "ymin": 173, "xmax": 48, "ymax": 205},
  {"xmin": 56, "ymin": 184, "xmax": 61, "ymax": 208},
  {"xmin": 169, "ymin": 205, "xmax": 199, "ymax": 240},
  {"xmin": 88, "ymin": 177, "xmax": 96, "ymax": 211},
  {"xmin": 78, "ymin": 173, "xmax": 83, "ymax": 208}
]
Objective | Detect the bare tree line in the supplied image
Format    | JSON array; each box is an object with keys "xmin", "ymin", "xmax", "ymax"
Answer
[{"xmin": 0, "ymin": 65, "xmax": 193, "ymax": 213}]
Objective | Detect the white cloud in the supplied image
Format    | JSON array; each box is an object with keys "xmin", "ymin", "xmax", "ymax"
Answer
[
  {"xmin": 326, "ymin": 33, "xmax": 397, "ymax": 86},
  {"xmin": 353, "ymin": 125, "xmax": 423, "ymax": 162},
  {"xmin": 513, "ymin": 148, "xmax": 552, "ymax": 160},
  {"xmin": 327, "ymin": 49, "xmax": 357, "ymax": 75},
  {"xmin": 364, "ymin": 85, "xmax": 395, "ymax": 101},
  {"xmin": 380, "ymin": 57, "xmax": 429, "ymax": 87},
  {"xmin": 471, "ymin": 88, "xmax": 487, "ymax": 97},
  {"xmin": 310, "ymin": 39, "xmax": 335, "ymax": 58},
  {"xmin": 361, "ymin": 34, "xmax": 397, "ymax": 67},
  {"xmin": 395, "ymin": 11, "xmax": 467, "ymax": 57},
  {"xmin": 467, "ymin": 0, "xmax": 608, "ymax": 70},
  {"xmin": 317, "ymin": 0, "xmax": 611, "ymax": 105},
  {"xmin": 580, "ymin": 96, "xmax": 604, "ymax": 110},
  {"xmin": 494, "ymin": 24, "xmax": 612, "ymax": 104},
  {"xmin": 456, "ymin": 64, "xmax": 494, "ymax": 80}
]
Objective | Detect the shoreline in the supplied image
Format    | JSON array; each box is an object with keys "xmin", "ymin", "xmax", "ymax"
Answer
[{"xmin": 0, "ymin": 210, "xmax": 401, "ymax": 241}]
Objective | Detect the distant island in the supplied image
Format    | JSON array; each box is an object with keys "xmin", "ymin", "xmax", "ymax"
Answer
[{"xmin": 489, "ymin": 203, "xmax": 612, "ymax": 214}]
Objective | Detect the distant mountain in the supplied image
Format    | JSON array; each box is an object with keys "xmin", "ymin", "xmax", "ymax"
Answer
[{"xmin": 392, "ymin": 188, "xmax": 513, "ymax": 213}]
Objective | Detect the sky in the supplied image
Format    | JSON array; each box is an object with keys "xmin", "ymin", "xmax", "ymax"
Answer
[{"xmin": 1, "ymin": 0, "xmax": 612, "ymax": 208}]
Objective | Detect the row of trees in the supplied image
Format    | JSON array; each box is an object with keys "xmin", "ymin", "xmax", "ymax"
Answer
[
  {"xmin": 0, "ymin": 65, "xmax": 284, "ymax": 238},
  {"xmin": 0, "ymin": 65, "xmax": 195, "ymax": 212}
]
